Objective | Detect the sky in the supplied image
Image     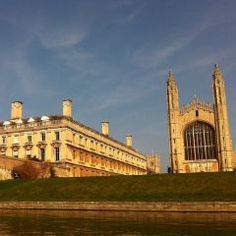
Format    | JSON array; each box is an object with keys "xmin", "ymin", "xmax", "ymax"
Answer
[{"xmin": 0, "ymin": 0, "xmax": 236, "ymax": 172}]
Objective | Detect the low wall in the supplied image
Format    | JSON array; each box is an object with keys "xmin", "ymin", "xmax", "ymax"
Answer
[
  {"xmin": 0, "ymin": 156, "xmax": 117, "ymax": 179},
  {"xmin": 0, "ymin": 201, "xmax": 236, "ymax": 212},
  {"xmin": 0, "ymin": 156, "xmax": 72, "ymax": 179},
  {"xmin": 0, "ymin": 168, "xmax": 12, "ymax": 180}
]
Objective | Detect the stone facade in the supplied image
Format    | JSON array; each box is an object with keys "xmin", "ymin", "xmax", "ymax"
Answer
[
  {"xmin": 0, "ymin": 100, "xmax": 147, "ymax": 177},
  {"xmin": 167, "ymin": 65, "xmax": 235, "ymax": 173},
  {"xmin": 146, "ymin": 153, "xmax": 161, "ymax": 174}
]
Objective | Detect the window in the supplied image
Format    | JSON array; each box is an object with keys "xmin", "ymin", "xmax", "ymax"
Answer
[
  {"xmin": 27, "ymin": 135, "xmax": 32, "ymax": 142},
  {"xmin": 79, "ymin": 135, "xmax": 83, "ymax": 145},
  {"xmin": 26, "ymin": 149, "xmax": 31, "ymax": 159},
  {"xmin": 55, "ymin": 131, "xmax": 60, "ymax": 141},
  {"xmin": 55, "ymin": 147, "xmax": 60, "ymax": 161},
  {"xmin": 196, "ymin": 110, "xmax": 199, "ymax": 117},
  {"xmin": 184, "ymin": 121, "xmax": 217, "ymax": 161},
  {"xmin": 13, "ymin": 151, "xmax": 18, "ymax": 158},
  {"xmin": 13, "ymin": 135, "xmax": 19, "ymax": 144},
  {"xmin": 41, "ymin": 132, "xmax": 46, "ymax": 141},
  {"xmin": 41, "ymin": 148, "xmax": 45, "ymax": 161},
  {"xmin": 2, "ymin": 136, "xmax": 6, "ymax": 144}
]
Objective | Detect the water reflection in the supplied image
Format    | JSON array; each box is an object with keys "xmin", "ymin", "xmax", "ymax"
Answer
[{"xmin": 0, "ymin": 210, "xmax": 236, "ymax": 235}]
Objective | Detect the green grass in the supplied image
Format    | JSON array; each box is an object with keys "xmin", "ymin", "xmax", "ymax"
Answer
[{"xmin": 0, "ymin": 172, "xmax": 236, "ymax": 201}]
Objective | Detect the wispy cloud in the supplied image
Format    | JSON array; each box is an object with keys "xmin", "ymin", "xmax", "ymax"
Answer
[
  {"xmin": 36, "ymin": 28, "xmax": 88, "ymax": 49},
  {"xmin": 130, "ymin": 25, "xmax": 210, "ymax": 69},
  {"xmin": 93, "ymin": 86, "xmax": 150, "ymax": 111},
  {"xmin": 109, "ymin": 0, "xmax": 138, "ymax": 9},
  {"xmin": 0, "ymin": 2, "xmax": 90, "ymax": 49},
  {"xmin": 173, "ymin": 46, "xmax": 236, "ymax": 75},
  {"xmin": 126, "ymin": 5, "xmax": 143, "ymax": 22},
  {"xmin": 114, "ymin": 3, "xmax": 145, "ymax": 24},
  {"xmin": 90, "ymin": 70, "xmax": 161, "ymax": 112},
  {"xmin": 2, "ymin": 50, "xmax": 56, "ymax": 97},
  {"xmin": 129, "ymin": 6, "xmax": 226, "ymax": 70}
]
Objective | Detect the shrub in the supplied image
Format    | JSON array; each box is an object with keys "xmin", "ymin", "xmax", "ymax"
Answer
[{"xmin": 13, "ymin": 160, "xmax": 54, "ymax": 180}]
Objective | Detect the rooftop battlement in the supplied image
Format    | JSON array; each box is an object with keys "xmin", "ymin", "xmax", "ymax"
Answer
[{"xmin": 180, "ymin": 96, "xmax": 213, "ymax": 115}]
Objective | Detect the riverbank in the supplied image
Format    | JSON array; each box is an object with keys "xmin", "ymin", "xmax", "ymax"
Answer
[
  {"xmin": 0, "ymin": 201, "xmax": 236, "ymax": 212},
  {"xmin": 0, "ymin": 172, "xmax": 236, "ymax": 202}
]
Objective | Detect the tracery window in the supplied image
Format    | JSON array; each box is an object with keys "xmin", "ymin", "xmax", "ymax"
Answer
[{"xmin": 184, "ymin": 121, "xmax": 217, "ymax": 161}]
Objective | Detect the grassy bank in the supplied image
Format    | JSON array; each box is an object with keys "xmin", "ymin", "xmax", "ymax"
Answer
[{"xmin": 0, "ymin": 172, "xmax": 236, "ymax": 201}]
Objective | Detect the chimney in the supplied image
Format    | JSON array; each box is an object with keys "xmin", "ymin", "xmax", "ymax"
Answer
[
  {"xmin": 63, "ymin": 99, "xmax": 72, "ymax": 118},
  {"xmin": 11, "ymin": 101, "xmax": 23, "ymax": 120},
  {"xmin": 101, "ymin": 120, "xmax": 109, "ymax": 136},
  {"xmin": 126, "ymin": 134, "xmax": 133, "ymax": 147}
]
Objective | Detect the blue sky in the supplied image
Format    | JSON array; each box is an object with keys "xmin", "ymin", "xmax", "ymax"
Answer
[{"xmin": 0, "ymin": 0, "xmax": 236, "ymax": 172}]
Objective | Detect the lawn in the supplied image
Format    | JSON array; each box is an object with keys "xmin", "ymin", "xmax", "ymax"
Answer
[{"xmin": 0, "ymin": 172, "xmax": 236, "ymax": 201}]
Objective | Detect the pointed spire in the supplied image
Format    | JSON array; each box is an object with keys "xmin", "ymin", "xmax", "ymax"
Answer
[
  {"xmin": 213, "ymin": 64, "xmax": 223, "ymax": 78},
  {"xmin": 167, "ymin": 70, "xmax": 176, "ymax": 83}
]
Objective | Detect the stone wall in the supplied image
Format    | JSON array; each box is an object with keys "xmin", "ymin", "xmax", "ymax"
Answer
[
  {"xmin": 0, "ymin": 201, "xmax": 236, "ymax": 212},
  {"xmin": 0, "ymin": 168, "xmax": 12, "ymax": 180},
  {"xmin": 0, "ymin": 156, "xmax": 118, "ymax": 179},
  {"xmin": 0, "ymin": 156, "xmax": 70, "ymax": 179}
]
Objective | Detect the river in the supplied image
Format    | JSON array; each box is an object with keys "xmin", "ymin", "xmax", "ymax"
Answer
[{"xmin": 0, "ymin": 210, "xmax": 236, "ymax": 235}]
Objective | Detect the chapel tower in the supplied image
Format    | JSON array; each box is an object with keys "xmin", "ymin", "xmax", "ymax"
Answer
[
  {"xmin": 213, "ymin": 64, "xmax": 233, "ymax": 171},
  {"xmin": 166, "ymin": 71, "xmax": 183, "ymax": 173}
]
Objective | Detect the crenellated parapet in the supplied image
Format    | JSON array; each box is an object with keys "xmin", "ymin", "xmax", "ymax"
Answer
[{"xmin": 180, "ymin": 96, "xmax": 213, "ymax": 115}]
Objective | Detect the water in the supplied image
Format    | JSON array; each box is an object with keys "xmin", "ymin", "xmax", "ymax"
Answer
[{"xmin": 0, "ymin": 210, "xmax": 236, "ymax": 235}]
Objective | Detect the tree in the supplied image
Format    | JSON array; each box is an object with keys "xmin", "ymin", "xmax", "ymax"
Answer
[{"xmin": 13, "ymin": 160, "xmax": 54, "ymax": 179}]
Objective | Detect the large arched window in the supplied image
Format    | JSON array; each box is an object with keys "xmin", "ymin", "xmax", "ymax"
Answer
[{"xmin": 184, "ymin": 121, "xmax": 217, "ymax": 161}]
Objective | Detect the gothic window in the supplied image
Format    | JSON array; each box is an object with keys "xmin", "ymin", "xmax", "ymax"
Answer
[{"xmin": 184, "ymin": 121, "xmax": 217, "ymax": 161}]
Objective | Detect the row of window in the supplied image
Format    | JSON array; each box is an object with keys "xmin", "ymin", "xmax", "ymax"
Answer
[
  {"xmin": 75, "ymin": 151, "xmax": 143, "ymax": 173},
  {"xmin": 1, "ymin": 131, "xmax": 60, "ymax": 144},
  {"xmin": 6, "ymin": 147, "xmax": 60, "ymax": 162},
  {"xmin": 71, "ymin": 134, "xmax": 145, "ymax": 165}
]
